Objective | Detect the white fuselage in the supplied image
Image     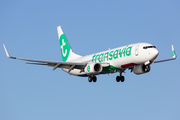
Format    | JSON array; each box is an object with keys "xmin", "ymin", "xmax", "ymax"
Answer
[
  {"xmin": 63, "ymin": 43, "xmax": 159, "ymax": 76},
  {"xmin": 3, "ymin": 26, "xmax": 176, "ymax": 82}
]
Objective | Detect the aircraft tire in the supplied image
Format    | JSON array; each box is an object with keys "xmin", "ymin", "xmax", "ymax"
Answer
[
  {"xmin": 88, "ymin": 76, "xmax": 92, "ymax": 82},
  {"xmin": 120, "ymin": 76, "xmax": 125, "ymax": 82},
  {"xmin": 116, "ymin": 76, "xmax": 120, "ymax": 82},
  {"xmin": 92, "ymin": 76, "xmax": 97, "ymax": 82}
]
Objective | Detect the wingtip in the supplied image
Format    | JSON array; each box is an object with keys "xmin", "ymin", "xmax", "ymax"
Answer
[
  {"xmin": 3, "ymin": 44, "xmax": 10, "ymax": 57},
  {"xmin": 171, "ymin": 45, "xmax": 176, "ymax": 59},
  {"xmin": 3, "ymin": 44, "xmax": 15, "ymax": 59}
]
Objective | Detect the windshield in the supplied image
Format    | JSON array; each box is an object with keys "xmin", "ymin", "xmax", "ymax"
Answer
[{"xmin": 143, "ymin": 46, "xmax": 156, "ymax": 49}]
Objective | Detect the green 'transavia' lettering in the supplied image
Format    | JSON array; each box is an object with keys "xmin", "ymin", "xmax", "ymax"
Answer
[{"xmin": 92, "ymin": 46, "xmax": 132, "ymax": 63}]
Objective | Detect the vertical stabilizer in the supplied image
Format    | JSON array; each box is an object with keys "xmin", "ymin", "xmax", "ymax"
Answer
[{"xmin": 57, "ymin": 26, "xmax": 81, "ymax": 62}]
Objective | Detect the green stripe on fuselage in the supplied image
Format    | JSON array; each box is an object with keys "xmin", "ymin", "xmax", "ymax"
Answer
[{"xmin": 102, "ymin": 65, "xmax": 122, "ymax": 73}]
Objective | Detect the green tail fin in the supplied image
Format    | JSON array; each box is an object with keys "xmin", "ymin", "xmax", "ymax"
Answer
[{"xmin": 57, "ymin": 26, "xmax": 81, "ymax": 62}]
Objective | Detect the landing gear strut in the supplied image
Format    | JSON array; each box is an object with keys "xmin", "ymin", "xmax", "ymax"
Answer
[
  {"xmin": 116, "ymin": 71, "xmax": 125, "ymax": 82},
  {"xmin": 88, "ymin": 76, "xmax": 97, "ymax": 82}
]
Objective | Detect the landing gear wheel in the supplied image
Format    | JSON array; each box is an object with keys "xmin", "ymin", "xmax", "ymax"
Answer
[
  {"xmin": 117, "ymin": 70, "xmax": 125, "ymax": 82},
  {"xmin": 88, "ymin": 76, "xmax": 92, "ymax": 82},
  {"xmin": 143, "ymin": 65, "xmax": 150, "ymax": 72},
  {"xmin": 116, "ymin": 76, "xmax": 120, "ymax": 82},
  {"xmin": 120, "ymin": 76, "xmax": 125, "ymax": 82},
  {"xmin": 116, "ymin": 76, "xmax": 125, "ymax": 82},
  {"xmin": 92, "ymin": 76, "xmax": 97, "ymax": 82}
]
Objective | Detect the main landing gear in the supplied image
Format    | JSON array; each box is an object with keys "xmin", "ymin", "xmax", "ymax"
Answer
[
  {"xmin": 116, "ymin": 76, "xmax": 125, "ymax": 82},
  {"xmin": 88, "ymin": 76, "xmax": 97, "ymax": 82},
  {"xmin": 88, "ymin": 71, "xmax": 125, "ymax": 83},
  {"xmin": 116, "ymin": 71, "xmax": 125, "ymax": 82}
]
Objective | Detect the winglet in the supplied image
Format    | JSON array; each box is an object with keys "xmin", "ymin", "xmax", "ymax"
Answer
[
  {"xmin": 3, "ymin": 44, "xmax": 16, "ymax": 59},
  {"xmin": 154, "ymin": 45, "xmax": 177, "ymax": 63},
  {"xmin": 172, "ymin": 45, "xmax": 176, "ymax": 58}
]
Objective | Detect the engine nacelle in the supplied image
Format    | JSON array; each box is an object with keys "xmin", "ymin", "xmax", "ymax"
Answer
[
  {"xmin": 133, "ymin": 64, "xmax": 151, "ymax": 75},
  {"xmin": 84, "ymin": 63, "xmax": 102, "ymax": 75}
]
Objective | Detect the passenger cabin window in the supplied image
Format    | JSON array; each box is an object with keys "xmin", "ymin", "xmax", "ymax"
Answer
[{"xmin": 143, "ymin": 46, "xmax": 156, "ymax": 49}]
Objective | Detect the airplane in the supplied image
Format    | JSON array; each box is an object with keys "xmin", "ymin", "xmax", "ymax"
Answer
[{"xmin": 3, "ymin": 26, "xmax": 177, "ymax": 82}]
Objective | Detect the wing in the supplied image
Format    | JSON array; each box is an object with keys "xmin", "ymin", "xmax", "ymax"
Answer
[
  {"xmin": 154, "ymin": 45, "xmax": 177, "ymax": 63},
  {"xmin": 3, "ymin": 44, "xmax": 86, "ymax": 71}
]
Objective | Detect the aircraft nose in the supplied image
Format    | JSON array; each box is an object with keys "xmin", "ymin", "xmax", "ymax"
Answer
[{"xmin": 151, "ymin": 48, "xmax": 159, "ymax": 60}]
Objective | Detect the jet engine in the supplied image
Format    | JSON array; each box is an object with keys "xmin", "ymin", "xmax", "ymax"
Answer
[
  {"xmin": 84, "ymin": 63, "xmax": 102, "ymax": 75},
  {"xmin": 133, "ymin": 64, "xmax": 150, "ymax": 75}
]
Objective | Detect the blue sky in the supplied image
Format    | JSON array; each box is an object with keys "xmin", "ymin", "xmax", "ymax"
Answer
[{"xmin": 1, "ymin": 0, "xmax": 180, "ymax": 120}]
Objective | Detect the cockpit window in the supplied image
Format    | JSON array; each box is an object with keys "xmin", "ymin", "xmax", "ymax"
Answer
[{"xmin": 143, "ymin": 46, "xmax": 156, "ymax": 49}]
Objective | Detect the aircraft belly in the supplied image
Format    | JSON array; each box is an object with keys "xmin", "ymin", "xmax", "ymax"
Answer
[
  {"xmin": 111, "ymin": 54, "xmax": 134, "ymax": 69},
  {"xmin": 62, "ymin": 68, "xmax": 89, "ymax": 76}
]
